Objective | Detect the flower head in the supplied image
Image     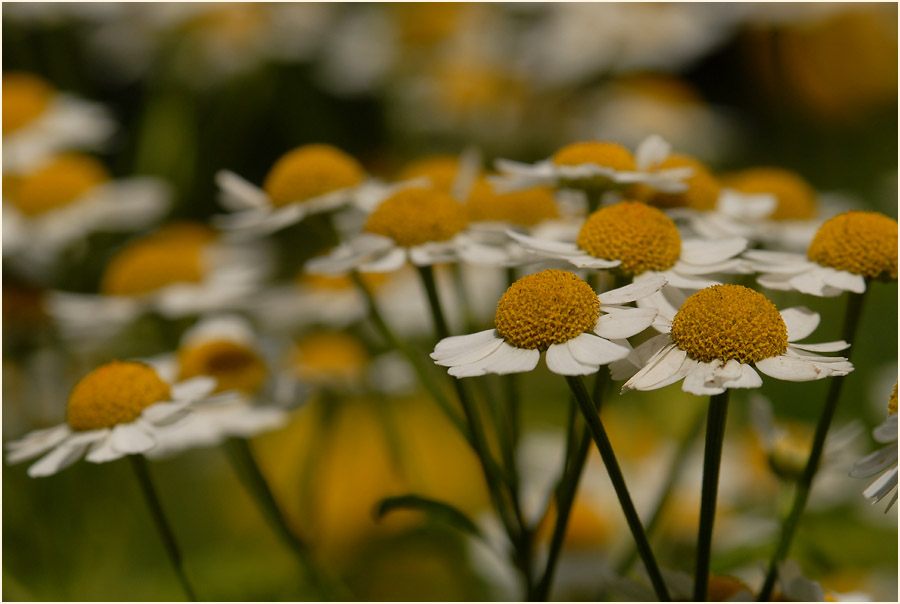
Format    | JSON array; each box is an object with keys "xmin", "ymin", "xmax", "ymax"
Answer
[
  {"xmin": 851, "ymin": 382, "xmax": 898, "ymax": 512},
  {"xmin": 5, "ymin": 361, "xmax": 216, "ymax": 476},
  {"xmin": 432, "ymin": 269, "xmax": 667, "ymax": 377},
  {"xmin": 615, "ymin": 285, "xmax": 853, "ymax": 396}
]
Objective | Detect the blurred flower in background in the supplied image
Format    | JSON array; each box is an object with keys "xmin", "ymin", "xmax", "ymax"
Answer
[{"xmin": 3, "ymin": 2, "xmax": 896, "ymax": 602}]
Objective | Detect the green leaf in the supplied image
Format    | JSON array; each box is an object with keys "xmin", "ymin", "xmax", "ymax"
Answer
[{"xmin": 373, "ymin": 494, "xmax": 483, "ymax": 539}]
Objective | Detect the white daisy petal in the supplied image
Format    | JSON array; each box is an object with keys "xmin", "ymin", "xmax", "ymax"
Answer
[
  {"xmin": 788, "ymin": 271, "xmax": 835, "ymax": 297},
  {"xmin": 678, "ymin": 238, "xmax": 747, "ymax": 265},
  {"xmin": 171, "ymin": 376, "xmax": 218, "ymax": 401},
  {"xmin": 359, "ymin": 247, "xmax": 407, "ymax": 273},
  {"xmin": 634, "ymin": 134, "xmax": 671, "ymax": 171},
  {"xmin": 609, "ymin": 333, "xmax": 671, "ymax": 381},
  {"xmin": 566, "ymin": 333, "xmax": 630, "ymax": 366},
  {"xmin": 594, "ymin": 308, "xmax": 657, "ymax": 339},
  {"xmin": 822, "ymin": 269, "xmax": 866, "ymax": 294},
  {"xmin": 545, "ymin": 342, "xmax": 599, "ymax": 376},
  {"xmin": 433, "ymin": 336, "xmax": 506, "ymax": 367},
  {"xmin": 850, "ymin": 444, "xmax": 899, "ymax": 478},
  {"xmin": 142, "ymin": 400, "xmax": 193, "ymax": 426},
  {"xmin": 598, "ymin": 274, "xmax": 667, "ymax": 304},
  {"xmin": 28, "ymin": 442, "xmax": 89, "ymax": 478},
  {"xmin": 780, "ymin": 307, "xmax": 820, "ymax": 342},
  {"xmin": 682, "ymin": 363, "xmax": 726, "ymax": 396},
  {"xmin": 5, "ymin": 425, "xmax": 72, "ymax": 463},
  {"xmin": 874, "ymin": 415, "xmax": 899, "ymax": 443},
  {"xmin": 757, "ymin": 273, "xmax": 801, "ymax": 292},
  {"xmin": 755, "ymin": 354, "xmax": 830, "ymax": 382},
  {"xmin": 474, "ymin": 343, "xmax": 540, "ymax": 376},
  {"xmin": 85, "ymin": 437, "xmax": 124, "ymax": 464},
  {"xmin": 109, "ymin": 422, "xmax": 157, "ymax": 454},
  {"xmin": 863, "ymin": 466, "xmax": 899, "ymax": 502},
  {"xmin": 433, "ymin": 329, "xmax": 500, "ymax": 359},
  {"xmin": 216, "ymin": 170, "xmax": 270, "ymax": 210},
  {"xmin": 712, "ymin": 359, "xmax": 744, "ymax": 381},
  {"xmin": 789, "ymin": 341, "xmax": 851, "ymax": 353},
  {"xmin": 64, "ymin": 429, "xmax": 110, "ymax": 447},
  {"xmin": 623, "ymin": 344, "xmax": 694, "ymax": 391},
  {"xmin": 663, "ymin": 271, "xmax": 721, "ymax": 290},
  {"xmin": 505, "ymin": 230, "xmax": 583, "ymax": 256},
  {"xmin": 725, "ymin": 363, "xmax": 763, "ymax": 390}
]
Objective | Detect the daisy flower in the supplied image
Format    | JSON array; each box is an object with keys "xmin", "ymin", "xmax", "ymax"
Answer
[
  {"xmin": 507, "ymin": 200, "xmax": 751, "ymax": 322},
  {"xmin": 493, "ymin": 139, "xmax": 692, "ymax": 196},
  {"xmin": 851, "ymin": 383, "xmax": 898, "ymax": 512},
  {"xmin": 48, "ymin": 223, "xmax": 268, "ymax": 346},
  {"xmin": 4, "ymin": 360, "xmax": 216, "ymax": 477},
  {"xmin": 613, "ymin": 284, "xmax": 853, "ymax": 396},
  {"xmin": 304, "ymin": 186, "xmax": 470, "ymax": 274},
  {"xmin": 2, "ymin": 72, "xmax": 116, "ymax": 173},
  {"xmin": 431, "ymin": 269, "xmax": 666, "ymax": 377},
  {"xmin": 393, "ymin": 149, "xmax": 483, "ymax": 202},
  {"xmin": 141, "ymin": 315, "xmax": 289, "ymax": 458},
  {"xmin": 3, "ymin": 152, "xmax": 170, "ymax": 272},
  {"xmin": 744, "ymin": 210, "xmax": 897, "ymax": 297},
  {"xmin": 214, "ymin": 143, "xmax": 368, "ymax": 238}
]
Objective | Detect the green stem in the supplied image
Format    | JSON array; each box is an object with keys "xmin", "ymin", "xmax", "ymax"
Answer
[
  {"xmin": 416, "ymin": 265, "xmax": 451, "ymax": 340},
  {"xmin": 617, "ymin": 407, "xmax": 706, "ymax": 576},
  {"xmin": 757, "ymin": 289, "xmax": 868, "ymax": 601},
  {"xmin": 128, "ymin": 455, "xmax": 198, "ymax": 602},
  {"xmin": 535, "ymin": 371, "xmax": 610, "ymax": 600},
  {"xmin": 351, "ymin": 271, "xmax": 472, "ymax": 443},
  {"xmin": 693, "ymin": 391, "xmax": 730, "ymax": 602},
  {"xmin": 565, "ymin": 375, "xmax": 671, "ymax": 601},
  {"xmin": 224, "ymin": 438, "xmax": 347, "ymax": 600}
]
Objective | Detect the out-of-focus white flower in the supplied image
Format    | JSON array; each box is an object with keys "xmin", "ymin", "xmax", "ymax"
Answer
[
  {"xmin": 48, "ymin": 223, "xmax": 269, "ymax": 346},
  {"xmin": 851, "ymin": 383, "xmax": 898, "ymax": 512},
  {"xmin": 3, "ymin": 153, "xmax": 170, "ymax": 274},
  {"xmin": 5, "ymin": 360, "xmax": 216, "ymax": 477},
  {"xmin": 2, "ymin": 73, "xmax": 116, "ymax": 173}
]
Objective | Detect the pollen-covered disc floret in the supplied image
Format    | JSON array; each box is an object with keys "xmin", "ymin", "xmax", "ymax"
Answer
[
  {"xmin": 466, "ymin": 178, "xmax": 559, "ymax": 226},
  {"xmin": 178, "ymin": 340, "xmax": 267, "ymax": 394},
  {"xmin": 7, "ymin": 154, "xmax": 110, "ymax": 216},
  {"xmin": 670, "ymin": 285, "xmax": 788, "ymax": 364},
  {"xmin": 552, "ymin": 141, "xmax": 636, "ymax": 171},
  {"xmin": 889, "ymin": 383, "xmax": 897, "ymax": 415},
  {"xmin": 364, "ymin": 187, "xmax": 468, "ymax": 247},
  {"xmin": 723, "ymin": 167, "xmax": 817, "ymax": 221},
  {"xmin": 2, "ymin": 72, "xmax": 54, "ymax": 135},
  {"xmin": 806, "ymin": 211, "xmax": 898, "ymax": 280},
  {"xmin": 576, "ymin": 201, "xmax": 681, "ymax": 274},
  {"xmin": 67, "ymin": 361, "xmax": 171, "ymax": 431},
  {"xmin": 262, "ymin": 144, "xmax": 364, "ymax": 207},
  {"xmin": 495, "ymin": 270, "xmax": 599, "ymax": 350}
]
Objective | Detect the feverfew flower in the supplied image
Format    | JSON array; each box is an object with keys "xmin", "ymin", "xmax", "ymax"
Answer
[
  {"xmin": 745, "ymin": 211, "xmax": 898, "ymax": 297},
  {"xmin": 493, "ymin": 140, "xmax": 691, "ymax": 195},
  {"xmin": 614, "ymin": 284, "xmax": 853, "ymax": 396},
  {"xmin": 851, "ymin": 383, "xmax": 898, "ymax": 512},
  {"xmin": 215, "ymin": 143, "xmax": 368, "ymax": 238},
  {"xmin": 144, "ymin": 315, "xmax": 289, "ymax": 457},
  {"xmin": 3, "ymin": 153, "xmax": 170, "ymax": 272},
  {"xmin": 49, "ymin": 223, "xmax": 268, "ymax": 345},
  {"xmin": 507, "ymin": 201, "xmax": 750, "ymax": 321},
  {"xmin": 2, "ymin": 72, "xmax": 116, "ymax": 173},
  {"xmin": 5, "ymin": 361, "xmax": 216, "ymax": 477},
  {"xmin": 431, "ymin": 269, "xmax": 666, "ymax": 377},
  {"xmin": 305, "ymin": 186, "xmax": 470, "ymax": 274}
]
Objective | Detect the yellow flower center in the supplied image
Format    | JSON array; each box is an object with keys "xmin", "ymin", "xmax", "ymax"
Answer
[
  {"xmin": 552, "ymin": 141, "xmax": 636, "ymax": 171},
  {"xmin": 2, "ymin": 72, "xmax": 54, "ymax": 135},
  {"xmin": 6, "ymin": 154, "xmax": 110, "ymax": 216},
  {"xmin": 178, "ymin": 340, "xmax": 267, "ymax": 394},
  {"xmin": 364, "ymin": 187, "xmax": 468, "ymax": 248},
  {"xmin": 67, "ymin": 361, "xmax": 171, "ymax": 431},
  {"xmin": 262, "ymin": 144, "xmax": 365, "ymax": 208},
  {"xmin": 576, "ymin": 201, "xmax": 682, "ymax": 275},
  {"xmin": 465, "ymin": 178, "xmax": 559, "ymax": 226},
  {"xmin": 723, "ymin": 167, "xmax": 817, "ymax": 220},
  {"xmin": 494, "ymin": 269, "xmax": 599, "ymax": 350},
  {"xmin": 290, "ymin": 331, "xmax": 370, "ymax": 386},
  {"xmin": 707, "ymin": 575, "xmax": 752, "ymax": 602},
  {"xmin": 889, "ymin": 382, "xmax": 897, "ymax": 415},
  {"xmin": 100, "ymin": 225, "xmax": 214, "ymax": 296},
  {"xmin": 806, "ymin": 211, "xmax": 898, "ymax": 280},
  {"xmin": 670, "ymin": 285, "xmax": 788, "ymax": 364},
  {"xmin": 396, "ymin": 155, "xmax": 463, "ymax": 193},
  {"xmin": 630, "ymin": 154, "xmax": 720, "ymax": 211}
]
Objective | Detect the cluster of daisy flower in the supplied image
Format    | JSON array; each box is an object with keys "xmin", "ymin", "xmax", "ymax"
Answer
[{"xmin": 6, "ymin": 86, "xmax": 896, "ymax": 601}]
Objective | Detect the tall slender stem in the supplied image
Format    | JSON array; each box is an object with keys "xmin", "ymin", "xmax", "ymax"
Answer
[
  {"xmin": 224, "ymin": 438, "xmax": 347, "ymax": 600},
  {"xmin": 757, "ymin": 290, "xmax": 868, "ymax": 601},
  {"xmin": 565, "ymin": 375, "xmax": 671, "ymax": 601},
  {"xmin": 693, "ymin": 391, "xmax": 730, "ymax": 602},
  {"xmin": 351, "ymin": 270, "xmax": 472, "ymax": 443},
  {"xmin": 416, "ymin": 265, "xmax": 451, "ymax": 340},
  {"xmin": 128, "ymin": 455, "xmax": 198, "ymax": 602}
]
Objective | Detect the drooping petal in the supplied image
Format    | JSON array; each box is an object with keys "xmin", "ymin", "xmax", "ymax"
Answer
[
  {"xmin": 850, "ymin": 444, "xmax": 899, "ymax": 478},
  {"xmin": 780, "ymin": 307, "xmax": 820, "ymax": 342},
  {"xmin": 788, "ymin": 271, "xmax": 838, "ymax": 297},
  {"xmin": 433, "ymin": 336, "xmax": 506, "ymax": 368},
  {"xmin": 594, "ymin": 307, "xmax": 657, "ymax": 339},
  {"xmin": 85, "ymin": 437, "xmax": 124, "ymax": 463},
  {"xmin": 566, "ymin": 333, "xmax": 630, "ymax": 366},
  {"xmin": 447, "ymin": 344, "xmax": 531, "ymax": 378},
  {"xmin": 608, "ymin": 333, "xmax": 671, "ymax": 381},
  {"xmin": 545, "ymin": 342, "xmax": 599, "ymax": 376},
  {"xmin": 822, "ymin": 268, "xmax": 866, "ymax": 294},
  {"xmin": 623, "ymin": 344, "xmax": 693, "ymax": 392},
  {"xmin": 682, "ymin": 363, "xmax": 726, "ymax": 396},
  {"xmin": 109, "ymin": 422, "xmax": 157, "ymax": 454},
  {"xmin": 874, "ymin": 414, "xmax": 899, "ymax": 443},
  {"xmin": 433, "ymin": 329, "xmax": 500, "ymax": 359},
  {"xmin": 678, "ymin": 237, "xmax": 747, "ymax": 266},
  {"xmin": 5, "ymin": 424, "xmax": 72, "ymax": 464},
  {"xmin": 863, "ymin": 466, "xmax": 899, "ymax": 502},
  {"xmin": 755, "ymin": 355, "xmax": 829, "ymax": 382},
  {"xmin": 28, "ymin": 442, "xmax": 89, "ymax": 477},
  {"xmin": 598, "ymin": 273, "xmax": 667, "ymax": 305},
  {"xmin": 725, "ymin": 363, "xmax": 763, "ymax": 390}
]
